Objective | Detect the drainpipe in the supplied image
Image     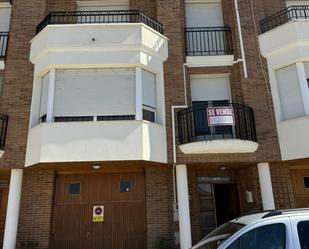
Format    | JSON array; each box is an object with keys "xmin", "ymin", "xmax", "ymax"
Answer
[
  {"xmin": 171, "ymin": 63, "xmax": 192, "ymax": 249},
  {"xmin": 234, "ymin": 0, "xmax": 248, "ymax": 79},
  {"xmin": 171, "ymin": 62, "xmax": 188, "ymax": 215}
]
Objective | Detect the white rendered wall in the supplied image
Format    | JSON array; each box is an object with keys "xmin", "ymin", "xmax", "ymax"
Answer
[
  {"xmin": 259, "ymin": 20, "xmax": 309, "ymax": 160},
  {"xmin": 25, "ymin": 120, "xmax": 167, "ymax": 166}
]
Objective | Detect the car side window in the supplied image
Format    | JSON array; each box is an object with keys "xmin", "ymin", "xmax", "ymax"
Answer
[
  {"xmin": 297, "ymin": 221, "xmax": 309, "ymax": 249},
  {"xmin": 226, "ymin": 223, "xmax": 286, "ymax": 249}
]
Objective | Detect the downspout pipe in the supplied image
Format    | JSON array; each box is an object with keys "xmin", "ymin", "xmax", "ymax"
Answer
[
  {"xmin": 171, "ymin": 63, "xmax": 188, "ymax": 218},
  {"xmin": 234, "ymin": 0, "xmax": 248, "ymax": 78}
]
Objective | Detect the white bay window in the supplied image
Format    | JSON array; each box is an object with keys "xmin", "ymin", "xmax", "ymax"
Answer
[{"xmin": 37, "ymin": 67, "xmax": 158, "ymax": 124}]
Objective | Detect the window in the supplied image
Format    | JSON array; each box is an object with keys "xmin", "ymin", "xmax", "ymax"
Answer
[
  {"xmin": 76, "ymin": 0, "xmax": 129, "ymax": 11},
  {"xmin": 0, "ymin": 3, "xmax": 12, "ymax": 32},
  {"xmin": 142, "ymin": 70, "xmax": 156, "ymax": 123},
  {"xmin": 68, "ymin": 183, "xmax": 81, "ymax": 195},
  {"xmin": 298, "ymin": 221, "xmax": 309, "ymax": 249},
  {"xmin": 120, "ymin": 180, "xmax": 131, "ymax": 192},
  {"xmin": 54, "ymin": 68, "xmax": 135, "ymax": 118},
  {"xmin": 304, "ymin": 177, "xmax": 309, "ymax": 188},
  {"xmin": 276, "ymin": 64, "xmax": 305, "ymax": 120},
  {"xmin": 226, "ymin": 223, "xmax": 286, "ymax": 249},
  {"xmin": 185, "ymin": 0, "xmax": 223, "ymax": 27},
  {"xmin": 286, "ymin": 1, "xmax": 309, "ymax": 7}
]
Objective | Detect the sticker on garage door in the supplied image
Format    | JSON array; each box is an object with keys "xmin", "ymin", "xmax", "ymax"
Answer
[{"xmin": 93, "ymin": 206, "xmax": 104, "ymax": 222}]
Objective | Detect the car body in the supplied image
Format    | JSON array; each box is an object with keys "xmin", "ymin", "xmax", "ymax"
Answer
[{"xmin": 191, "ymin": 209, "xmax": 309, "ymax": 249}]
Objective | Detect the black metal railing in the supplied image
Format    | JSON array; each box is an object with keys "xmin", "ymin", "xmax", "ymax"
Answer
[
  {"xmin": 178, "ymin": 102, "xmax": 256, "ymax": 145},
  {"xmin": 0, "ymin": 115, "xmax": 8, "ymax": 150},
  {"xmin": 260, "ymin": 5, "xmax": 309, "ymax": 33},
  {"xmin": 0, "ymin": 32, "xmax": 8, "ymax": 59},
  {"xmin": 36, "ymin": 10, "xmax": 164, "ymax": 34},
  {"xmin": 185, "ymin": 27, "xmax": 233, "ymax": 56}
]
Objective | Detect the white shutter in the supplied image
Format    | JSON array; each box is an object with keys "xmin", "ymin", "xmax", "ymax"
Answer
[
  {"xmin": 54, "ymin": 68, "xmax": 135, "ymax": 117},
  {"xmin": 39, "ymin": 73, "xmax": 50, "ymax": 118},
  {"xmin": 142, "ymin": 70, "xmax": 156, "ymax": 108},
  {"xmin": 185, "ymin": 2, "xmax": 223, "ymax": 27},
  {"xmin": 276, "ymin": 64, "xmax": 305, "ymax": 120},
  {"xmin": 286, "ymin": 0, "xmax": 309, "ymax": 7},
  {"xmin": 77, "ymin": 1, "xmax": 129, "ymax": 11},
  {"xmin": 190, "ymin": 74, "xmax": 231, "ymax": 102},
  {"xmin": 0, "ymin": 6, "xmax": 11, "ymax": 31}
]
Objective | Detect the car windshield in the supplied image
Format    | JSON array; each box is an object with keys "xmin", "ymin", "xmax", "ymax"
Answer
[{"xmin": 192, "ymin": 222, "xmax": 245, "ymax": 249}]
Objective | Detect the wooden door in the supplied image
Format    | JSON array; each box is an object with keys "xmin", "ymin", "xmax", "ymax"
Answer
[
  {"xmin": 52, "ymin": 172, "xmax": 146, "ymax": 249},
  {"xmin": 214, "ymin": 184, "xmax": 240, "ymax": 226},
  {"xmin": 292, "ymin": 169, "xmax": 309, "ymax": 207},
  {"xmin": 0, "ymin": 187, "xmax": 8, "ymax": 246}
]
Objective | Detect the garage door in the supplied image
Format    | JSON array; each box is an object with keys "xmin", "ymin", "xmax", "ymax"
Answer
[{"xmin": 52, "ymin": 172, "xmax": 146, "ymax": 249}]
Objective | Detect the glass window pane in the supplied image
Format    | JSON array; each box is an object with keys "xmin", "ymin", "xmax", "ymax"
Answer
[
  {"xmin": 198, "ymin": 183, "xmax": 212, "ymax": 195},
  {"xmin": 120, "ymin": 180, "xmax": 132, "ymax": 192},
  {"xmin": 68, "ymin": 183, "xmax": 80, "ymax": 195},
  {"xmin": 239, "ymin": 223, "xmax": 285, "ymax": 249},
  {"xmin": 276, "ymin": 64, "xmax": 305, "ymax": 120},
  {"xmin": 298, "ymin": 221, "xmax": 309, "ymax": 249}
]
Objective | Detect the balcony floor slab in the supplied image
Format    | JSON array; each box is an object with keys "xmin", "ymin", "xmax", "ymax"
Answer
[{"xmin": 179, "ymin": 139, "xmax": 259, "ymax": 154}]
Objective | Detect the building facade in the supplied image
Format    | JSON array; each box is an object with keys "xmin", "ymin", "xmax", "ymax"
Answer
[{"xmin": 0, "ymin": 0, "xmax": 308, "ymax": 249}]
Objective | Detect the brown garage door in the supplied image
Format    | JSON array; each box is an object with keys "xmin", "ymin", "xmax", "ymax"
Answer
[{"xmin": 52, "ymin": 172, "xmax": 146, "ymax": 249}]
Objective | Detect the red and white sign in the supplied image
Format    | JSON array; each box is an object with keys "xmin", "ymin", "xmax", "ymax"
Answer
[{"xmin": 207, "ymin": 106, "xmax": 235, "ymax": 126}]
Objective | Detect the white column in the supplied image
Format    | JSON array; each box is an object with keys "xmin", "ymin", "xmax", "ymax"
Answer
[
  {"xmin": 176, "ymin": 164, "xmax": 192, "ymax": 249},
  {"xmin": 296, "ymin": 62, "xmax": 309, "ymax": 115},
  {"xmin": 3, "ymin": 169, "xmax": 23, "ymax": 249},
  {"xmin": 46, "ymin": 69, "xmax": 56, "ymax": 123},
  {"xmin": 135, "ymin": 67, "xmax": 143, "ymax": 120},
  {"xmin": 257, "ymin": 163, "xmax": 275, "ymax": 210}
]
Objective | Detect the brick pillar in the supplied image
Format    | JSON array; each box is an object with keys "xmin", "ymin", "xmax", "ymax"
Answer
[
  {"xmin": 130, "ymin": 0, "xmax": 157, "ymax": 18},
  {"xmin": 16, "ymin": 170, "xmax": 55, "ymax": 249},
  {"xmin": 146, "ymin": 166, "xmax": 174, "ymax": 249},
  {"xmin": 156, "ymin": 0, "xmax": 186, "ymax": 163}
]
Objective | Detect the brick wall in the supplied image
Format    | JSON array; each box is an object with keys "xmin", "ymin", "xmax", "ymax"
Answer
[
  {"xmin": 16, "ymin": 170, "xmax": 55, "ymax": 249},
  {"xmin": 270, "ymin": 163, "xmax": 296, "ymax": 209},
  {"xmin": 145, "ymin": 166, "xmax": 175, "ymax": 249},
  {"xmin": 0, "ymin": 0, "xmax": 48, "ymax": 169}
]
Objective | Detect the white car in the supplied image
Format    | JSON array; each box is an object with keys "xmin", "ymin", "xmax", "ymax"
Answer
[{"xmin": 191, "ymin": 209, "xmax": 309, "ymax": 249}]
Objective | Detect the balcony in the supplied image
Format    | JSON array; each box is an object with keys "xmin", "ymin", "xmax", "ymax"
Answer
[
  {"xmin": 259, "ymin": 6, "xmax": 309, "ymax": 63},
  {"xmin": 0, "ymin": 115, "xmax": 8, "ymax": 157},
  {"xmin": 185, "ymin": 27, "xmax": 234, "ymax": 67},
  {"xmin": 0, "ymin": 32, "xmax": 8, "ymax": 69},
  {"xmin": 177, "ymin": 102, "xmax": 258, "ymax": 154},
  {"xmin": 36, "ymin": 10, "xmax": 163, "ymax": 34},
  {"xmin": 26, "ymin": 120, "xmax": 166, "ymax": 166},
  {"xmin": 30, "ymin": 10, "xmax": 168, "ymax": 75}
]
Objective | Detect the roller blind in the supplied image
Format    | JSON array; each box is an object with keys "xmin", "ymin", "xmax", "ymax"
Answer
[
  {"xmin": 54, "ymin": 68, "xmax": 135, "ymax": 117},
  {"xmin": 190, "ymin": 75, "xmax": 231, "ymax": 102},
  {"xmin": 0, "ymin": 6, "xmax": 11, "ymax": 31},
  {"xmin": 185, "ymin": 2, "xmax": 223, "ymax": 27},
  {"xmin": 286, "ymin": 0, "xmax": 309, "ymax": 7},
  {"xmin": 39, "ymin": 73, "xmax": 50, "ymax": 118},
  {"xmin": 77, "ymin": 1, "xmax": 129, "ymax": 11},
  {"xmin": 276, "ymin": 64, "xmax": 305, "ymax": 120},
  {"xmin": 142, "ymin": 70, "xmax": 156, "ymax": 108}
]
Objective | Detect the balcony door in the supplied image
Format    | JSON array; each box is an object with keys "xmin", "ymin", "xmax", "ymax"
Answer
[{"xmin": 190, "ymin": 74, "xmax": 233, "ymax": 140}]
